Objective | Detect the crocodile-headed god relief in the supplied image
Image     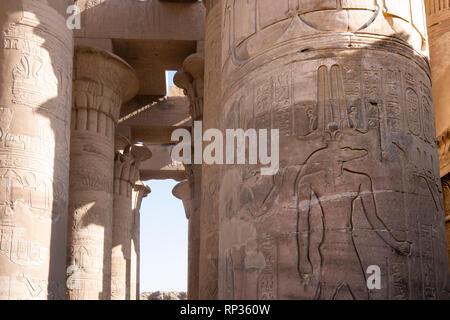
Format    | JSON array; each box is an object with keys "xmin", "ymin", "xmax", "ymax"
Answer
[{"xmin": 217, "ymin": 0, "xmax": 449, "ymax": 300}]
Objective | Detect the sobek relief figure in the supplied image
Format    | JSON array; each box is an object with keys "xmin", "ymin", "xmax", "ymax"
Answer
[{"xmin": 296, "ymin": 124, "xmax": 411, "ymax": 300}]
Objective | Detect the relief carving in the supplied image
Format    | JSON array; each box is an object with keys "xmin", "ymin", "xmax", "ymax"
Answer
[
  {"xmin": 218, "ymin": 24, "xmax": 446, "ymax": 298},
  {"xmin": 0, "ymin": 225, "xmax": 47, "ymax": 267},
  {"xmin": 296, "ymin": 127, "xmax": 410, "ymax": 300},
  {"xmin": 258, "ymin": 236, "xmax": 278, "ymax": 300}
]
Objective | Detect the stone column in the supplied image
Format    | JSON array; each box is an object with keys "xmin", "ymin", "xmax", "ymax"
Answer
[
  {"xmin": 130, "ymin": 181, "xmax": 150, "ymax": 300},
  {"xmin": 0, "ymin": 0, "xmax": 73, "ymax": 299},
  {"xmin": 174, "ymin": 54, "xmax": 204, "ymax": 300},
  {"xmin": 111, "ymin": 148, "xmax": 137, "ymax": 300},
  {"xmin": 175, "ymin": 54, "xmax": 205, "ymax": 123},
  {"xmin": 214, "ymin": 0, "xmax": 449, "ymax": 300},
  {"xmin": 111, "ymin": 144, "xmax": 151, "ymax": 300},
  {"xmin": 66, "ymin": 46, "xmax": 138, "ymax": 300},
  {"xmin": 425, "ymin": 0, "xmax": 450, "ymax": 272}
]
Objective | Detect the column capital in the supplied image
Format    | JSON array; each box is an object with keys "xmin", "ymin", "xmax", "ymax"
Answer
[
  {"xmin": 115, "ymin": 132, "xmax": 132, "ymax": 154},
  {"xmin": 114, "ymin": 144, "xmax": 152, "ymax": 196},
  {"xmin": 133, "ymin": 180, "xmax": 151, "ymax": 196},
  {"xmin": 174, "ymin": 53, "xmax": 205, "ymax": 121},
  {"xmin": 172, "ymin": 180, "xmax": 192, "ymax": 219},
  {"xmin": 73, "ymin": 46, "xmax": 139, "ymax": 125}
]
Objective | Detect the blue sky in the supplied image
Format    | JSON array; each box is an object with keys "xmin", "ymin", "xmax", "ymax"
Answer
[
  {"xmin": 166, "ymin": 70, "xmax": 176, "ymax": 94},
  {"xmin": 140, "ymin": 179, "xmax": 188, "ymax": 292}
]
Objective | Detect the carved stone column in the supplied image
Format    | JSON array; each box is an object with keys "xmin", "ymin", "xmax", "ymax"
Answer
[
  {"xmin": 195, "ymin": 0, "xmax": 223, "ymax": 300},
  {"xmin": 130, "ymin": 181, "xmax": 150, "ymax": 300},
  {"xmin": 66, "ymin": 46, "xmax": 138, "ymax": 300},
  {"xmin": 0, "ymin": 0, "xmax": 73, "ymax": 299},
  {"xmin": 426, "ymin": 0, "xmax": 450, "ymax": 271},
  {"xmin": 214, "ymin": 0, "xmax": 449, "ymax": 300},
  {"xmin": 111, "ymin": 144, "xmax": 151, "ymax": 300},
  {"xmin": 443, "ymin": 175, "xmax": 450, "ymax": 271},
  {"xmin": 174, "ymin": 54, "xmax": 204, "ymax": 300},
  {"xmin": 111, "ymin": 149, "xmax": 138, "ymax": 300},
  {"xmin": 426, "ymin": 1, "xmax": 450, "ymax": 152}
]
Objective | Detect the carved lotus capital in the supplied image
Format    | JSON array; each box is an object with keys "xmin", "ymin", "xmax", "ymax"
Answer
[{"xmin": 73, "ymin": 46, "xmax": 139, "ymax": 122}]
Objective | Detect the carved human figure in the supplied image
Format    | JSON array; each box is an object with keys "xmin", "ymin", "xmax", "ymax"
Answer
[
  {"xmin": 297, "ymin": 127, "xmax": 411, "ymax": 300},
  {"xmin": 307, "ymin": 108, "xmax": 318, "ymax": 132}
]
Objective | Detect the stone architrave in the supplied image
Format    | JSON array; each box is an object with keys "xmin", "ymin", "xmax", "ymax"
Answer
[
  {"xmin": 130, "ymin": 181, "xmax": 150, "ymax": 300},
  {"xmin": 111, "ymin": 144, "xmax": 151, "ymax": 300},
  {"xmin": 66, "ymin": 46, "xmax": 138, "ymax": 300},
  {"xmin": 214, "ymin": 0, "xmax": 449, "ymax": 300},
  {"xmin": 174, "ymin": 54, "xmax": 205, "ymax": 300},
  {"xmin": 0, "ymin": 0, "xmax": 73, "ymax": 300},
  {"xmin": 426, "ymin": 0, "xmax": 450, "ymax": 270}
]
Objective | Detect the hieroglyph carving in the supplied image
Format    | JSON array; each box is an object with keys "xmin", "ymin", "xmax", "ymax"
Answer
[{"xmin": 0, "ymin": 0, "xmax": 73, "ymax": 300}]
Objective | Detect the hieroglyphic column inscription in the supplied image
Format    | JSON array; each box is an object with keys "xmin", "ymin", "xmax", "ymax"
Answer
[
  {"xmin": 216, "ymin": 0, "xmax": 449, "ymax": 300},
  {"xmin": 66, "ymin": 46, "xmax": 138, "ymax": 300}
]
